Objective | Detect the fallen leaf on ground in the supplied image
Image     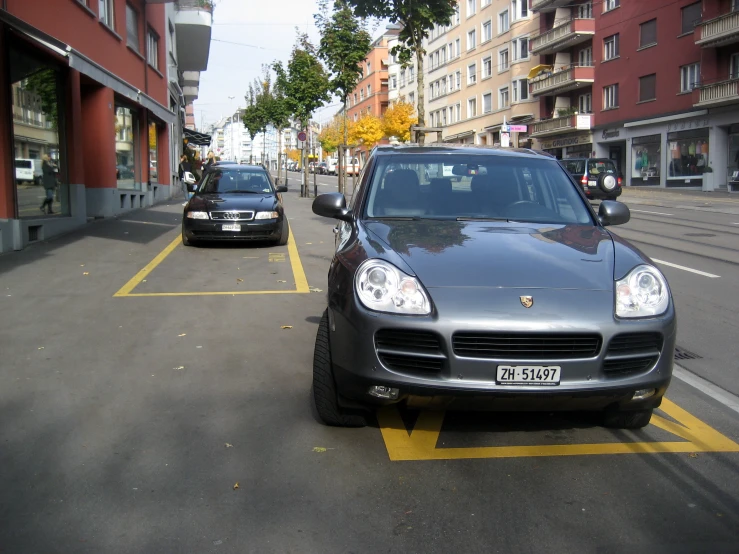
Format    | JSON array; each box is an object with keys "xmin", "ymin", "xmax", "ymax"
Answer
[
  {"xmin": 233, "ymin": 482, "xmax": 239, "ymax": 490},
  {"xmin": 309, "ymin": 287, "xmax": 323, "ymax": 293},
  {"xmin": 281, "ymin": 325, "xmax": 293, "ymax": 330},
  {"xmin": 689, "ymin": 452, "xmax": 699, "ymax": 458},
  {"xmin": 305, "ymin": 242, "xmax": 313, "ymax": 245},
  {"xmin": 312, "ymin": 447, "xmax": 327, "ymax": 453},
  {"xmin": 174, "ymin": 366, "xmax": 184, "ymax": 370},
  {"xmin": 83, "ymin": 272, "xmax": 90, "ymax": 276},
  {"xmin": 38, "ymin": 347, "xmax": 44, "ymax": 350},
  {"xmin": 178, "ymin": 333, "xmax": 187, "ymax": 337},
  {"xmin": 236, "ymin": 278, "xmax": 243, "ymax": 283},
  {"xmin": 277, "ymin": 280, "xmax": 287, "ymax": 283},
  {"xmin": 80, "ymin": 264, "xmax": 85, "ymax": 267},
  {"xmin": 225, "ymin": 443, "xmax": 233, "ymax": 448}
]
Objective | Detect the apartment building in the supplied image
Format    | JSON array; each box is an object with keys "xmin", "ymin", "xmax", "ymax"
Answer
[
  {"xmin": 421, "ymin": 0, "xmax": 538, "ymax": 146},
  {"xmin": 347, "ymin": 29, "xmax": 398, "ymax": 122},
  {"xmin": 387, "ymin": 27, "xmax": 419, "ymax": 111}
]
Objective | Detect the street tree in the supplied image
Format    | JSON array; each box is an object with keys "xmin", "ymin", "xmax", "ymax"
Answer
[
  {"xmin": 242, "ymin": 78, "xmax": 268, "ymax": 164},
  {"xmin": 273, "ymin": 34, "xmax": 331, "ymax": 195},
  {"xmin": 350, "ymin": 113, "xmax": 384, "ymax": 149},
  {"xmin": 318, "ymin": 115, "xmax": 354, "ymax": 155},
  {"xmin": 382, "ymin": 100, "xmax": 418, "ymax": 143},
  {"xmin": 346, "ymin": 0, "xmax": 456, "ymax": 144}
]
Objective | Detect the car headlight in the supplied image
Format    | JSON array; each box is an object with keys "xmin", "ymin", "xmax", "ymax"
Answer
[
  {"xmin": 355, "ymin": 259, "xmax": 431, "ymax": 315},
  {"xmin": 186, "ymin": 211, "xmax": 209, "ymax": 220},
  {"xmin": 615, "ymin": 264, "xmax": 669, "ymax": 318},
  {"xmin": 255, "ymin": 211, "xmax": 279, "ymax": 220}
]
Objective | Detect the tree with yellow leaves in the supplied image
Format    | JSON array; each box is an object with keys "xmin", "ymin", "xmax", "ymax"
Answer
[
  {"xmin": 318, "ymin": 116, "xmax": 353, "ymax": 154},
  {"xmin": 382, "ymin": 101, "xmax": 417, "ymax": 143},
  {"xmin": 350, "ymin": 113, "xmax": 384, "ymax": 148},
  {"xmin": 285, "ymin": 148, "xmax": 301, "ymax": 162}
]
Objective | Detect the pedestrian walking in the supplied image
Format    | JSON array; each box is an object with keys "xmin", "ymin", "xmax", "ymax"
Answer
[
  {"xmin": 40, "ymin": 154, "xmax": 57, "ymax": 215},
  {"xmin": 204, "ymin": 151, "xmax": 216, "ymax": 170},
  {"xmin": 178, "ymin": 154, "xmax": 192, "ymax": 200}
]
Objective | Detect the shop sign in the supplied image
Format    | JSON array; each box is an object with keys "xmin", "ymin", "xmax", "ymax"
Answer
[
  {"xmin": 539, "ymin": 134, "xmax": 593, "ymax": 149},
  {"xmin": 576, "ymin": 115, "xmax": 591, "ymax": 130},
  {"xmin": 667, "ymin": 118, "xmax": 709, "ymax": 132},
  {"xmin": 601, "ymin": 128, "xmax": 620, "ymax": 140}
]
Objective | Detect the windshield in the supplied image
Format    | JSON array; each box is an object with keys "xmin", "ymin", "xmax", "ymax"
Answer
[
  {"xmin": 364, "ymin": 154, "xmax": 593, "ymax": 225},
  {"xmin": 199, "ymin": 169, "xmax": 274, "ymax": 194}
]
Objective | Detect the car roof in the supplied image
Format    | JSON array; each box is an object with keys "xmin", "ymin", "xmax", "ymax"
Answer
[{"xmin": 372, "ymin": 144, "xmax": 556, "ymax": 159}]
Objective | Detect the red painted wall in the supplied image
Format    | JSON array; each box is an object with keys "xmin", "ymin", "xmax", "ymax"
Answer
[
  {"xmin": 593, "ymin": 0, "xmax": 704, "ymax": 128},
  {"xmin": 80, "ymin": 85, "xmax": 116, "ymax": 189},
  {"xmin": 6, "ymin": 0, "xmax": 168, "ymax": 107}
]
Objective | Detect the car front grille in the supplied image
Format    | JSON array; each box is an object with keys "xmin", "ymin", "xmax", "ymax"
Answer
[
  {"xmin": 375, "ymin": 329, "xmax": 446, "ymax": 375},
  {"xmin": 190, "ymin": 230, "xmax": 275, "ymax": 240},
  {"xmin": 210, "ymin": 211, "xmax": 255, "ymax": 221},
  {"xmin": 452, "ymin": 332, "xmax": 601, "ymax": 360},
  {"xmin": 602, "ymin": 333, "xmax": 663, "ymax": 377}
]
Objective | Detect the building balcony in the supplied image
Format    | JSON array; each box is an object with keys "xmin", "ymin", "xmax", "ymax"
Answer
[
  {"xmin": 529, "ymin": 65, "xmax": 594, "ymax": 97},
  {"xmin": 530, "ymin": 19, "xmax": 595, "ymax": 56},
  {"xmin": 175, "ymin": 0, "xmax": 213, "ymax": 72},
  {"xmin": 182, "ymin": 71, "xmax": 200, "ymax": 103},
  {"xmin": 531, "ymin": 0, "xmax": 571, "ymax": 14},
  {"xmin": 694, "ymin": 79, "xmax": 739, "ymax": 107},
  {"xmin": 696, "ymin": 10, "xmax": 739, "ymax": 48},
  {"xmin": 530, "ymin": 114, "xmax": 592, "ymax": 138}
]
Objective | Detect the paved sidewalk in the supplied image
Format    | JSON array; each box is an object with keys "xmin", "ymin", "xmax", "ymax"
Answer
[{"xmin": 621, "ymin": 186, "xmax": 738, "ymax": 203}]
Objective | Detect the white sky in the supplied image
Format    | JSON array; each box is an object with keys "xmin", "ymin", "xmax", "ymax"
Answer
[{"xmin": 194, "ymin": 0, "xmax": 346, "ymax": 130}]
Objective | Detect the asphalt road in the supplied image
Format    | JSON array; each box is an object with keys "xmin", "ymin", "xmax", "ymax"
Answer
[{"xmin": 0, "ymin": 182, "xmax": 738, "ymax": 553}]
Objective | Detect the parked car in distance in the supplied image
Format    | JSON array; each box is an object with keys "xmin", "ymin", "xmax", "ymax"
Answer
[
  {"xmin": 310, "ymin": 145, "xmax": 675, "ymax": 430},
  {"xmin": 317, "ymin": 162, "xmax": 328, "ymax": 175},
  {"xmin": 345, "ymin": 157, "xmax": 361, "ymax": 176},
  {"xmin": 15, "ymin": 158, "xmax": 37, "ymax": 184},
  {"xmin": 562, "ymin": 158, "xmax": 622, "ymax": 201},
  {"xmin": 182, "ymin": 165, "xmax": 289, "ymax": 246},
  {"xmin": 326, "ymin": 159, "xmax": 338, "ymax": 175}
]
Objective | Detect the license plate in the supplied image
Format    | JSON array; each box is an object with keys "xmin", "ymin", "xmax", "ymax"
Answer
[
  {"xmin": 496, "ymin": 365, "xmax": 561, "ymax": 386},
  {"xmin": 588, "ymin": 181, "xmax": 597, "ymax": 187},
  {"xmin": 222, "ymin": 224, "xmax": 241, "ymax": 232}
]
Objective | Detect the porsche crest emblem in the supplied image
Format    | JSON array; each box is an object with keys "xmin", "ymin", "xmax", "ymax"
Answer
[{"xmin": 520, "ymin": 296, "xmax": 534, "ymax": 308}]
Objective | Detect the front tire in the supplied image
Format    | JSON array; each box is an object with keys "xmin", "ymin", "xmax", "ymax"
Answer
[
  {"xmin": 276, "ymin": 219, "xmax": 289, "ymax": 246},
  {"xmin": 603, "ymin": 408, "xmax": 653, "ymax": 429},
  {"xmin": 182, "ymin": 227, "xmax": 196, "ymax": 247},
  {"xmin": 312, "ymin": 311, "xmax": 366, "ymax": 427}
]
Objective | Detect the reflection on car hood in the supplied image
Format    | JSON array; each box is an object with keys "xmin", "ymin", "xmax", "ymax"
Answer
[
  {"xmin": 363, "ymin": 220, "xmax": 614, "ymax": 291},
  {"xmin": 189, "ymin": 193, "xmax": 277, "ymax": 211}
]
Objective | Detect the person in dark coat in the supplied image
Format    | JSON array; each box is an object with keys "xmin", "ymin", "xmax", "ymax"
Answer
[
  {"xmin": 178, "ymin": 154, "xmax": 193, "ymax": 200},
  {"xmin": 40, "ymin": 154, "xmax": 57, "ymax": 215}
]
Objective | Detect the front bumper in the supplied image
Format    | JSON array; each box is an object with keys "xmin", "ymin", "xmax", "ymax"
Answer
[
  {"xmin": 582, "ymin": 185, "xmax": 623, "ymax": 200},
  {"xmin": 183, "ymin": 217, "xmax": 282, "ymax": 241},
  {"xmin": 327, "ymin": 289, "xmax": 676, "ymax": 412}
]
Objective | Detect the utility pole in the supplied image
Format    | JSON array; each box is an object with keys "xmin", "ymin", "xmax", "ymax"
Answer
[{"xmin": 228, "ymin": 95, "xmax": 236, "ymax": 162}]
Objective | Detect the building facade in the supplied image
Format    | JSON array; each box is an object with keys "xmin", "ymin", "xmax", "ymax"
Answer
[{"xmin": 0, "ymin": 0, "xmax": 212, "ymax": 253}]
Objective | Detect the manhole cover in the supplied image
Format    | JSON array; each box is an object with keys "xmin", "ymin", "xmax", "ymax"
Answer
[
  {"xmin": 684, "ymin": 233, "xmax": 716, "ymax": 237},
  {"xmin": 675, "ymin": 346, "xmax": 702, "ymax": 360}
]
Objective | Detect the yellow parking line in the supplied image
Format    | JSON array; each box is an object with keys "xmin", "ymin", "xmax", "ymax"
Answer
[
  {"xmin": 287, "ymin": 222, "xmax": 310, "ymax": 293},
  {"xmin": 113, "ymin": 234, "xmax": 182, "ymax": 297}
]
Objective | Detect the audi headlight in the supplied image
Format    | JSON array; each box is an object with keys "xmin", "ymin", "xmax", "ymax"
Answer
[
  {"xmin": 186, "ymin": 211, "xmax": 209, "ymax": 220},
  {"xmin": 615, "ymin": 265, "xmax": 669, "ymax": 318},
  {"xmin": 355, "ymin": 259, "xmax": 431, "ymax": 315},
  {"xmin": 255, "ymin": 211, "xmax": 279, "ymax": 220}
]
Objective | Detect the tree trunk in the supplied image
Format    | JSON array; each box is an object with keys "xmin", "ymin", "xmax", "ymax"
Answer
[
  {"xmin": 263, "ymin": 129, "xmax": 267, "ymax": 168},
  {"xmin": 277, "ymin": 128, "xmax": 283, "ymax": 184},
  {"xmin": 415, "ymin": 42, "xmax": 425, "ymax": 145},
  {"xmin": 341, "ymin": 98, "xmax": 348, "ymax": 194},
  {"xmin": 302, "ymin": 120, "xmax": 309, "ymax": 197}
]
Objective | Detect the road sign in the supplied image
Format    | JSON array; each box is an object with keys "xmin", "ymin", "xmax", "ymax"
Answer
[
  {"xmin": 297, "ymin": 140, "xmax": 305, "ymax": 150},
  {"xmin": 501, "ymin": 124, "xmax": 510, "ymax": 132},
  {"xmin": 501, "ymin": 132, "xmax": 510, "ymax": 148},
  {"xmin": 508, "ymin": 125, "xmax": 528, "ymax": 132},
  {"xmin": 297, "ymin": 131, "xmax": 307, "ymax": 142}
]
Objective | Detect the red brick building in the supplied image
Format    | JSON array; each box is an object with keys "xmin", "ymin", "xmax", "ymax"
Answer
[{"xmin": 0, "ymin": 0, "xmax": 212, "ymax": 252}]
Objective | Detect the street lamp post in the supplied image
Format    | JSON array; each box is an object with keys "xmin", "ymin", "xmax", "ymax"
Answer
[{"xmin": 228, "ymin": 95, "xmax": 236, "ymax": 162}]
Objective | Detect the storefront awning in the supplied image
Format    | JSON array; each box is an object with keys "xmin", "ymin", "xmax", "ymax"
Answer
[
  {"xmin": 443, "ymin": 130, "xmax": 475, "ymax": 142},
  {"xmin": 184, "ymin": 128, "xmax": 212, "ymax": 146}
]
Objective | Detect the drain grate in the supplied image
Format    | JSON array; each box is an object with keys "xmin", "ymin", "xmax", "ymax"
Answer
[
  {"xmin": 675, "ymin": 346, "xmax": 702, "ymax": 360},
  {"xmin": 684, "ymin": 233, "xmax": 716, "ymax": 237}
]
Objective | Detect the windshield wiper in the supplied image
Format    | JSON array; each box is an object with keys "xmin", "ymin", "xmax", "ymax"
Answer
[
  {"xmin": 373, "ymin": 216, "xmax": 422, "ymax": 221},
  {"xmin": 456, "ymin": 216, "xmax": 512, "ymax": 222},
  {"xmin": 219, "ymin": 190, "xmax": 265, "ymax": 194}
]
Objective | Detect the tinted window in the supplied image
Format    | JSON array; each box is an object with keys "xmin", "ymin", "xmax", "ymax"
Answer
[
  {"xmin": 15, "ymin": 160, "xmax": 32, "ymax": 169},
  {"xmin": 564, "ymin": 159, "xmax": 585, "ymax": 174},
  {"xmin": 199, "ymin": 169, "xmax": 273, "ymax": 194},
  {"xmin": 587, "ymin": 160, "xmax": 617, "ymax": 175},
  {"xmin": 364, "ymin": 154, "xmax": 593, "ymax": 225}
]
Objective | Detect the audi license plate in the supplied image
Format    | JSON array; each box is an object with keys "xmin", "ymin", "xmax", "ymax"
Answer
[
  {"xmin": 222, "ymin": 224, "xmax": 241, "ymax": 232},
  {"xmin": 496, "ymin": 365, "xmax": 561, "ymax": 386}
]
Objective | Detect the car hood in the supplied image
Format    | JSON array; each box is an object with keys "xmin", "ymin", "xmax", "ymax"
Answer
[
  {"xmin": 363, "ymin": 220, "xmax": 615, "ymax": 291},
  {"xmin": 189, "ymin": 193, "xmax": 278, "ymax": 211}
]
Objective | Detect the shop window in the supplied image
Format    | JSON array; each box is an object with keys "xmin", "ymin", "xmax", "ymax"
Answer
[
  {"xmin": 148, "ymin": 122, "xmax": 158, "ymax": 182},
  {"xmin": 668, "ymin": 129, "xmax": 709, "ymax": 180},
  {"xmin": 639, "ymin": 19, "xmax": 657, "ymax": 48},
  {"xmin": 639, "ymin": 74, "xmax": 656, "ymax": 102},
  {"xmin": 632, "ymin": 135, "xmax": 661, "ymax": 182},
  {"xmin": 126, "ymin": 4, "xmax": 140, "ymax": 52},
  {"xmin": 99, "ymin": 0, "xmax": 115, "ymax": 29},
  {"xmin": 9, "ymin": 40, "xmax": 68, "ymax": 219},
  {"xmin": 681, "ymin": 2, "xmax": 702, "ymax": 35},
  {"xmin": 116, "ymin": 105, "xmax": 140, "ymax": 190}
]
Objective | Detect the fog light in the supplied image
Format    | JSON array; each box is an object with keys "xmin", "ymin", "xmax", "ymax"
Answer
[
  {"xmin": 368, "ymin": 385, "xmax": 400, "ymax": 400},
  {"xmin": 632, "ymin": 388, "xmax": 656, "ymax": 400}
]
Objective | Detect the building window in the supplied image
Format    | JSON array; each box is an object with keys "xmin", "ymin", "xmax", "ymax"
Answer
[
  {"xmin": 499, "ymin": 10, "xmax": 509, "ymax": 33},
  {"xmin": 360, "ymin": 89, "xmax": 365, "ymax": 100},
  {"xmin": 454, "ymin": 4, "xmax": 460, "ymax": 25},
  {"xmin": 391, "ymin": 75, "xmax": 397, "ymax": 89},
  {"xmin": 467, "ymin": 0, "xmax": 476, "ymax": 17},
  {"xmin": 126, "ymin": 4, "xmax": 139, "ymax": 51},
  {"xmin": 468, "ymin": 29, "xmax": 477, "ymax": 50},
  {"xmin": 604, "ymin": 34, "xmax": 619, "ymax": 61},
  {"xmin": 681, "ymin": 2, "xmax": 702, "ymax": 35},
  {"xmin": 409, "ymin": 92, "xmax": 415, "ymax": 105},
  {"xmin": 578, "ymin": 2, "xmax": 593, "ymax": 18},
  {"xmin": 482, "ymin": 56, "xmax": 492, "ymax": 78},
  {"xmin": 603, "ymin": 0, "xmax": 620, "ymax": 12},
  {"xmin": 639, "ymin": 19, "xmax": 657, "ymax": 48},
  {"xmin": 579, "ymin": 93, "xmax": 592, "ymax": 113},
  {"xmin": 468, "ymin": 63, "xmax": 477, "ymax": 85},
  {"xmin": 147, "ymin": 31, "xmax": 159, "ymax": 69},
  {"xmin": 168, "ymin": 21, "xmax": 176, "ymax": 62},
  {"xmin": 499, "ymin": 87, "xmax": 509, "ymax": 108},
  {"xmin": 448, "ymin": 74, "xmax": 455, "ymax": 91},
  {"xmin": 731, "ymin": 53, "xmax": 739, "ymax": 79},
  {"xmin": 512, "ymin": 78, "xmax": 528, "ymax": 102},
  {"xmin": 367, "ymin": 61, "xmax": 371, "ymax": 74},
  {"xmin": 512, "ymin": 37, "xmax": 529, "ymax": 61},
  {"xmin": 668, "ymin": 129, "xmax": 709, "ymax": 179},
  {"xmin": 579, "ymin": 47, "xmax": 593, "ymax": 66},
  {"xmin": 512, "ymin": 0, "xmax": 528, "ymax": 20},
  {"xmin": 482, "ymin": 20, "xmax": 492, "ymax": 42},
  {"xmin": 99, "ymin": 0, "xmax": 115, "ymax": 29},
  {"xmin": 409, "ymin": 66, "xmax": 415, "ymax": 81},
  {"xmin": 483, "ymin": 93, "xmax": 492, "ymax": 113},
  {"xmin": 367, "ymin": 84, "xmax": 372, "ymax": 95},
  {"xmin": 639, "ymin": 74, "xmax": 656, "ymax": 102},
  {"xmin": 680, "ymin": 63, "xmax": 700, "ymax": 92},
  {"xmin": 468, "ymin": 97, "xmax": 477, "ymax": 118},
  {"xmin": 148, "ymin": 122, "xmax": 158, "ymax": 181},
  {"xmin": 456, "ymin": 70, "xmax": 462, "ymax": 89},
  {"xmin": 499, "ymin": 48, "xmax": 509, "ymax": 71},
  {"xmin": 77, "ymin": 0, "xmax": 89, "ymax": 6},
  {"xmin": 603, "ymin": 84, "xmax": 619, "ymax": 109}
]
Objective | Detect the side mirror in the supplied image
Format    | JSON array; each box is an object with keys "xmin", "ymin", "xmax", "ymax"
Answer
[
  {"xmin": 276, "ymin": 185, "xmax": 288, "ymax": 193},
  {"xmin": 313, "ymin": 192, "xmax": 352, "ymax": 222},
  {"xmin": 598, "ymin": 200, "xmax": 630, "ymax": 226}
]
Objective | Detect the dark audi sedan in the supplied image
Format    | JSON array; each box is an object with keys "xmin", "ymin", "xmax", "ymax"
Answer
[
  {"xmin": 311, "ymin": 145, "xmax": 676, "ymax": 429},
  {"xmin": 182, "ymin": 165, "xmax": 288, "ymax": 246}
]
